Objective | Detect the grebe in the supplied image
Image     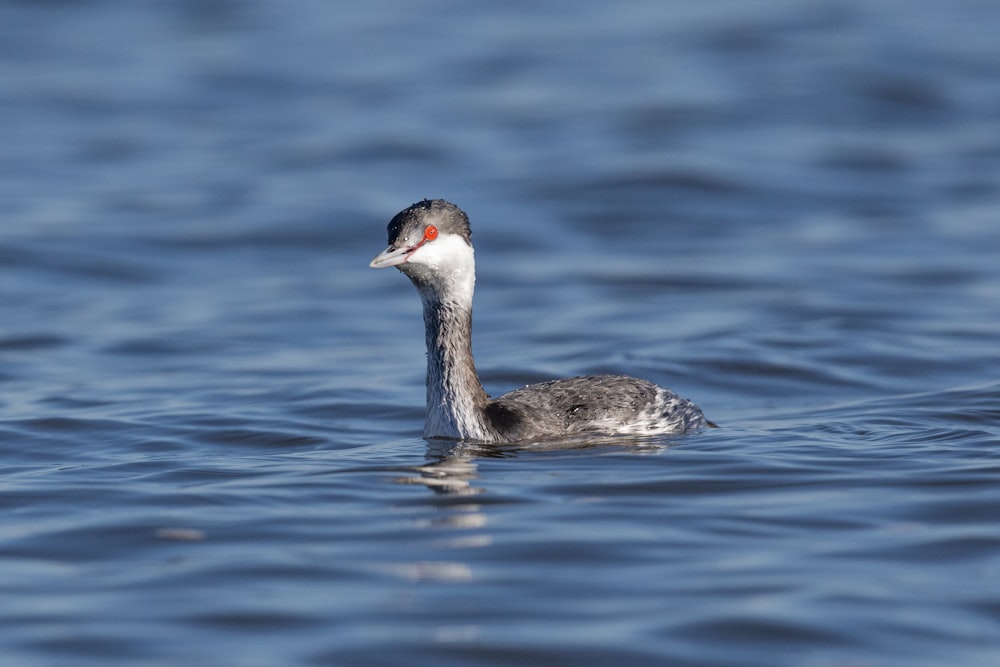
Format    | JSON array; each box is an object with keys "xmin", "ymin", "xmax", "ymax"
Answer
[{"xmin": 370, "ymin": 199, "xmax": 708, "ymax": 443}]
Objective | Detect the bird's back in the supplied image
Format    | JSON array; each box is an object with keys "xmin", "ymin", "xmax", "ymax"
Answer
[{"xmin": 489, "ymin": 374, "xmax": 705, "ymax": 441}]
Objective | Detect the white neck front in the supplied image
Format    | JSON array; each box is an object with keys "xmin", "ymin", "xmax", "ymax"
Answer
[{"xmin": 400, "ymin": 236, "xmax": 491, "ymax": 440}]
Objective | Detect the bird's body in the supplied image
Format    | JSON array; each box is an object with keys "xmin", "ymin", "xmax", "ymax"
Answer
[{"xmin": 370, "ymin": 199, "xmax": 707, "ymax": 443}]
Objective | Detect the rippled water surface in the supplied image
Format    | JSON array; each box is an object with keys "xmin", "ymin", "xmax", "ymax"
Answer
[{"xmin": 3, "ymin": 1, "xmax": 1000, "ymax": 665}]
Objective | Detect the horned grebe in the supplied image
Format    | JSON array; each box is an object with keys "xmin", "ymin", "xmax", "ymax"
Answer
[{"xmin": 370, "ymin": 199, "xmax": 708, "ymax": 443}]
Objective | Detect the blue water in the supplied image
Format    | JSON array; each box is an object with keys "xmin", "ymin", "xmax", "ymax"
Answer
[{"xmin": 3, "ymin": 1, "xmax": 1000, "ymax": 665}]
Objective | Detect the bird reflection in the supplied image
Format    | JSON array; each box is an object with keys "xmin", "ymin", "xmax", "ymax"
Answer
[
  {"xmin": 398, "ymin": 440, "xmax": 512, "ymax": 496},
  {"xmin": 396, "ymin": 435, "xmax": 668, "ymax": 496}
]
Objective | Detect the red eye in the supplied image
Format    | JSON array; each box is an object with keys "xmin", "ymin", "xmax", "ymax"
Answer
[{"xmin": 424, "ymin": 225, "xmax": 438, "ymax": 241}]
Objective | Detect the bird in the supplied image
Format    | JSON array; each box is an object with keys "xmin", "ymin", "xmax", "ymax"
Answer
[{"xmin": 370, "ymin": 199, "xmax": 708, "ymax": 443}]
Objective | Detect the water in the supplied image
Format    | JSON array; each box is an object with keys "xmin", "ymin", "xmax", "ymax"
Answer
[{"xmin": 3, "ymin": 0, "xmax": 1000, "ymax": 665}]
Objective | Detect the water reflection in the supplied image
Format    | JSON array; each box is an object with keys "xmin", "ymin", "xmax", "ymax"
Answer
[
  {"xmin": 380, "ymin": 435, "xmax": 680, "ymax": 596},
  {"xmin": 397, "ymin": 435, "xmax": 671, "ymax": 496}
]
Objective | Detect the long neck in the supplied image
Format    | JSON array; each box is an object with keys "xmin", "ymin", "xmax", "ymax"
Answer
[{"xmin": 419, "ymin": 292, "xmax": 491, "ymax": 440}]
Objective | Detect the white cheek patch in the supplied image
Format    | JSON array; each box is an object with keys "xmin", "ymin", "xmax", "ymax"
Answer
[
  {"xmin": 408, "ymin": 234, "xmax": 470, "ymax": 268},
  {"xmin": 406, "ymin": 234, "xmax": 476, "ymax": 304}
]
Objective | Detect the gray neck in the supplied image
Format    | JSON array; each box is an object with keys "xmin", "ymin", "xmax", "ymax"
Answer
[{"xmin": 419, "ymin": 294, "xmax": 491, "ymax": 439}]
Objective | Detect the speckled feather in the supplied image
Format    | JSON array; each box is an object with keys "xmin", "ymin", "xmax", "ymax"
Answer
[{"xmin": 491, "ymin": 375, "xmax": 705, "ymax": 441}]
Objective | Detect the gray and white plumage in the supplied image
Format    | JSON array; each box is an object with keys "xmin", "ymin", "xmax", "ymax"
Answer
[{"xmin": 370, "ymin": 198, "xmax": 708, "ymax": 443}]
